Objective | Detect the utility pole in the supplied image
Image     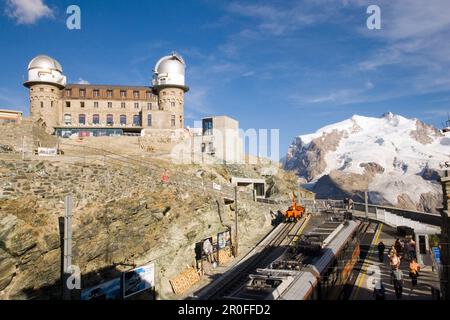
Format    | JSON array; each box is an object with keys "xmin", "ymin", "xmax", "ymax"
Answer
[
  {"xmin": 234, "ymin": 186, "xmax": 238, "ymax": 257},
  {"xmin": 62, "ymin": 195, "xmax": 73, "ymax": 300},
  {"xmin": 364, "ymin": 191, "xmax": 369, "ymax": 221},
  {"xmin": 440, "ymin": 162, "xmax": 450, "ymax": 300}
]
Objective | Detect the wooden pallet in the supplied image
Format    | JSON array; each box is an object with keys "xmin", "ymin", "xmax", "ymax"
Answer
[{"xmin": 169, "ymin": 267, "xmax": 201, "ymax": 295}]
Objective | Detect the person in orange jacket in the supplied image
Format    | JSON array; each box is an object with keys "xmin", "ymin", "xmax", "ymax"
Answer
[{"xmin": 409, "ymin": 258, "xmax": 420, "ymax": 286}]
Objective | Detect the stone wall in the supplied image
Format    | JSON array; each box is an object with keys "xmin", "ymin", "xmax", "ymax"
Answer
[{"xmin": 0, "ymin": 157, "xmax": 286, "ymax": 299}]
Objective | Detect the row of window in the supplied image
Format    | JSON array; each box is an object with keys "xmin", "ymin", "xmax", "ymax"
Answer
[
  {"xmin": 62, "ymin": 114, "xmax": 182, "ymax": 127},
  {"xmin": 64, "ymin": 101, "xmax": 180, "ymax": 109},
  {"xmin": 65, "ymin": 101, "xmax": 166, "ymax": 110},
  {"xmin": 66, "ymin": 88, "xmax": 154, "ymax": 99},
  {"xmin": 64, "ymin": 113, "xmax": 146, "ymax": 126}
]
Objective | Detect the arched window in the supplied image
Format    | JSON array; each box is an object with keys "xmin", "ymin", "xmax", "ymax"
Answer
[
  {"xmin": 147, "ymin": 114, "xmax": 152, "ymax": 127},
  {"xmin": 171, "ymin": 101, "xmax": 175, "ymax": 108},
  {"xmin": 93, "ymin": 114, "xmax": 99, "ymax": 125},
  {"xmin": 106, "ymin": 114, "xmax": 114, "ymax": 126},
  {"xmin": 79, "ymin": 114, "xmax": 86, "ymax": 125},
  {"xmin": 133, "ymin": 115, "xmax": 141, "ymax": 126},
  {"xmin": 120, "ymin": 114, "xmax": 127, "ymax": 125}
]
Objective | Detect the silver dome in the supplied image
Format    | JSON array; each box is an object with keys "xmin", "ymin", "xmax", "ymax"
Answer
[
  {"xmin": 155, "ymin": 53, "xmax": 185, "ymax": 76},
  {"xmin": 28, "ymin": 55, "xmax": 63, "ymax": 72}
]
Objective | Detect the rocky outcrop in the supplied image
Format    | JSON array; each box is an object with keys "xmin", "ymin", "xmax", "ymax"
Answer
[
  {"xmin": 0, "ymin": 156, "xmax": 293, "ymax": 299},
  {"xmin": 409, "ymin": 119, "xmax": 442, "ymax": 145},
  {"xmin": 284, "ymin": 129, "xmax": 345, "ymax": 181},
  {"xmin": 359, "ymin": 162, "xmax": 385, "ymax": 176}
]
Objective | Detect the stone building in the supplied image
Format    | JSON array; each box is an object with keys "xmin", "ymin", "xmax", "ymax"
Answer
[
  {"xmin": 0, "ymin": 109, "xmax": 22, "ymax": 124},
  {"xmin": 23, "ymin": 53, "xmax": 189, "ymax": 136}
]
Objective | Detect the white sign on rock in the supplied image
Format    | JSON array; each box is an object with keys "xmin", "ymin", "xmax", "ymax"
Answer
[{"xmin": 38, "ymin": 147, "xmax": 57, "ymax": 156}]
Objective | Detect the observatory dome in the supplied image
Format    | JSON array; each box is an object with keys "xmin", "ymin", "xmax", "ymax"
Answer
[
  {"xmin": 152, "ymin": 53, "xmax": 187, "ymax": 89},
  {"xmin": 24, "ymin": 54, "xmax": 66, "ymax": 88}
]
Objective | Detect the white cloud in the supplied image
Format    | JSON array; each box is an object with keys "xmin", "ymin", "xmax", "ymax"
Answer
[
  {"xmin": 5, "ymin": 0, "xmax": 53, "ymax": 24},
  {"xmin": 77, "ymin": 78, "xmax": 90, "ymax": 85}
]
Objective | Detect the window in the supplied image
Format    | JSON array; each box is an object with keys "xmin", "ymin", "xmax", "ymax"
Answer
[
  {"xmin": 66, "ymin": 101, "xmax": 71, "ymax": 108},
  {"xmin": 120, "ymin": 114, "xmax": 127, "ymax": 125},
  {"xmin": 80, "ymin": 101, "xmax": 85, "ymax": 108},
  {"xmin": 79, "ymin": 114, "xmax": 86, "ymax": 125},
  {"xmin": 106, "ymin": 114, "xmax": 114, "ymax": 126},
  {"xmin": 158, "ymin": 103, "xmax": 163, "ymax": 111},
  {"xmin": 133, "ymin": 115, "xmax": 141, "ymax": 126},
  {"xmin": 94, "ymin": 102, "xmax": 99, "ymax": 108},
  {"xmin": 134, "ymin": 102, "xmax": 139, "ymax": 109},
  {"xmin": 147, "ymin": 114, "xmax": 152, "ymax": 127},
  {"xmin": 51, "ymin": 101, "xmax": 53, "ymax": 107},
  {"xmin": 108, "ymin": 102, "xmax": 112, "ymax": 108},
  {"xmin": 107, "ymin": 89, "xmax": 113, "ymax": 98},
  {"xmin": 120, "ymin": 90, "xmax": 127, "ymax": 98},
  {"xmin": 40, "ymin": 88, "xmax": 44, "ymax": 92},
  {"xmin": 147, "ymin": 103, "xmax": 152, "ymax": 110},
  {"xmin": 171, "ymin": 101, "xmax": 175, "ymax": 108},
  {"xmin": 79, "ymin": 89, "xmax": 86, "ymax": 98},
  {"xmin": 146, "ymin": 91, "xmax": 152, "ymax": 99},
  {"xmin": 121, "ymin": 102, "xmax": 126, "ymax": 109},
  {"xmin": 66, "ymin": 89, "xmax": 71, "ymax": 97},
  {"xmin": 133, "ymin": 91, "xmax": 139, "ymax": 99},
  {"xmin": 180, "ymin": 115, "xmax": 183, "ymax": 126},
  {"xmin": 171, "ymin": 115, "xmax": 175, "ymax": 127},
  {"xmin": 202, "ymin": 118, "xmax": 213, "ymax": 135},
  {"xmin": 64, "ymin": 114, "xmax": 71, "ymax": 125},
  {"xmin": 93, "ymin": 89, "xmax": 99, "ymax": 97},
  {"xmin": 40, "ymin": 102, "xmax": 44, "ymax": 108},
  {"xmin": 93, "ymin": 114, "xmax": 99, "ymax": 125}
]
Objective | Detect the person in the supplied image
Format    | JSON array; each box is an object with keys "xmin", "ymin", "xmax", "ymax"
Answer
[
  {"xmin": 408, "ymin": 239, "xmax": 416, "ymax": 260},
  {"xmin": 373, "ymin": 280, "xmax": 386, "ymax": 300},
  {"xmin": 392, "ymin": 268, "xmax": 404, "ymax": 299},
  {"xmin": 388, "ymin": 245, "xmax": 397, "ymax": 258},
  {"xmin": 409, "ymin": 259, "xmax": 420, "ymax": 286},
  {"xmin": 377, "ymin": 241, "xmax": 386, "ymax": 262},
  {"xmin": 394, "ymin": 239, "xmax": 403, "ymax": 257},
  {"xmin": 389, "ymin": 253, "xmax": 401, "ymax": 270}
]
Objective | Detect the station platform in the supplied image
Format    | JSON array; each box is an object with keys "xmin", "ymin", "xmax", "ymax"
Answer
[{"xmin": 350, "ymin": 223, "xmax": 441, "ymax": 300}]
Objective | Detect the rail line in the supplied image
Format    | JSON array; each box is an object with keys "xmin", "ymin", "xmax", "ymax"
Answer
[{"xmin": 197, "ymin": 218, "xmax": 308, "ymax": 300}]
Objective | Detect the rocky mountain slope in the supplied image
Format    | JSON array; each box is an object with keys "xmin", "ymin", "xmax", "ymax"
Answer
[{"xmin": 284, "ymin": 113, "xmax": 450, "ymax": 213}]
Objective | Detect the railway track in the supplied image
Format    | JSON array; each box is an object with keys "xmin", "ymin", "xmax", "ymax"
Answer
[{"xmin": 197, "ymin": 218, "xmax": 308, "ymax": 300}]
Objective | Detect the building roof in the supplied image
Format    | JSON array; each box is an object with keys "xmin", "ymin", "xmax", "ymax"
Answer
[
  {"xmin": 65, "ymin": 84, "xmax": 152, "ymax": 90},
  {"xmin": 0, "ymin": 109, "xmax": 23, "ymax": 115}
]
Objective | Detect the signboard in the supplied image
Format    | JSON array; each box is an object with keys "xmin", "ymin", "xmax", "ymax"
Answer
[
  {"xmin": 432, "ymin": 247, "xmax": 441, "ymax": 264},
  {"xmin": 217, "ymin": 230, "xmax": 231, "ymax": 250},
  {"xmin": 195, "ymin": 237, "xmax": 214, "ymax": 260},
  {"xmin": 123, "ymin": 263, "xmax": 155, "ymax": 299},
  {"xmin": 81, "ymin": 277, "xmax": 121, "ymax": 300},
  {"xmin": 37, "ymin": 147, "xmax": 57, "ymax": 156},
  {"xmin": 212, "ymin": 183, "xmax": 222, "ymax": 191}
]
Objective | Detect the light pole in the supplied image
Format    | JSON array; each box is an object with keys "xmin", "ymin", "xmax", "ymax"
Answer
[{"xmin": 234, "ymin": 186, "xmax": 238, "ymax": 257}]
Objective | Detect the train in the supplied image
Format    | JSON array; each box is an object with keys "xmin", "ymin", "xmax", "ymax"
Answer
[{"xmin": 229, "ymin": 217, "xmax": 364, "ymax": 300}]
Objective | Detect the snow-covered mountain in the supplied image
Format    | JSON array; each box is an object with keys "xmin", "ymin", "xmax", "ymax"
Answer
[{"xmin": 284, "ymin": 113, "xmax": 450, "ymax": 213}]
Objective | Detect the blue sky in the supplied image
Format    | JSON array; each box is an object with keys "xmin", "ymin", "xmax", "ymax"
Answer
[{"xmin": 1, "ymin": 0, "xmax": 450, "ymax": 156}]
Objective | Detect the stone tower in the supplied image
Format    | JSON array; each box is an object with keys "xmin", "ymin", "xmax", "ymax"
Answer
[
  {"xmin": 23, "ymin": 55, "xmax": 66, "ymax": 134},
  {"xmin": 151, "ymin": 53, "xmax": 189, "ymax": 129}
]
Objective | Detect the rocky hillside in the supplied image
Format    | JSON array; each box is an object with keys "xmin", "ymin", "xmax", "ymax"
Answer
[
  {"xmin": 284, "ymin": 113, "xmax": 450, "ymax": 212},
  {"xmin": 0, "ymin": 121, "xmax": 300, "ymax": 299}
]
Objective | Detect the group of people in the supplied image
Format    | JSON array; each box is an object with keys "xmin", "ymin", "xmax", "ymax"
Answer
[{"xmin": 373, "ymin": 238, "xmax": 420, "ymax": 300}]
